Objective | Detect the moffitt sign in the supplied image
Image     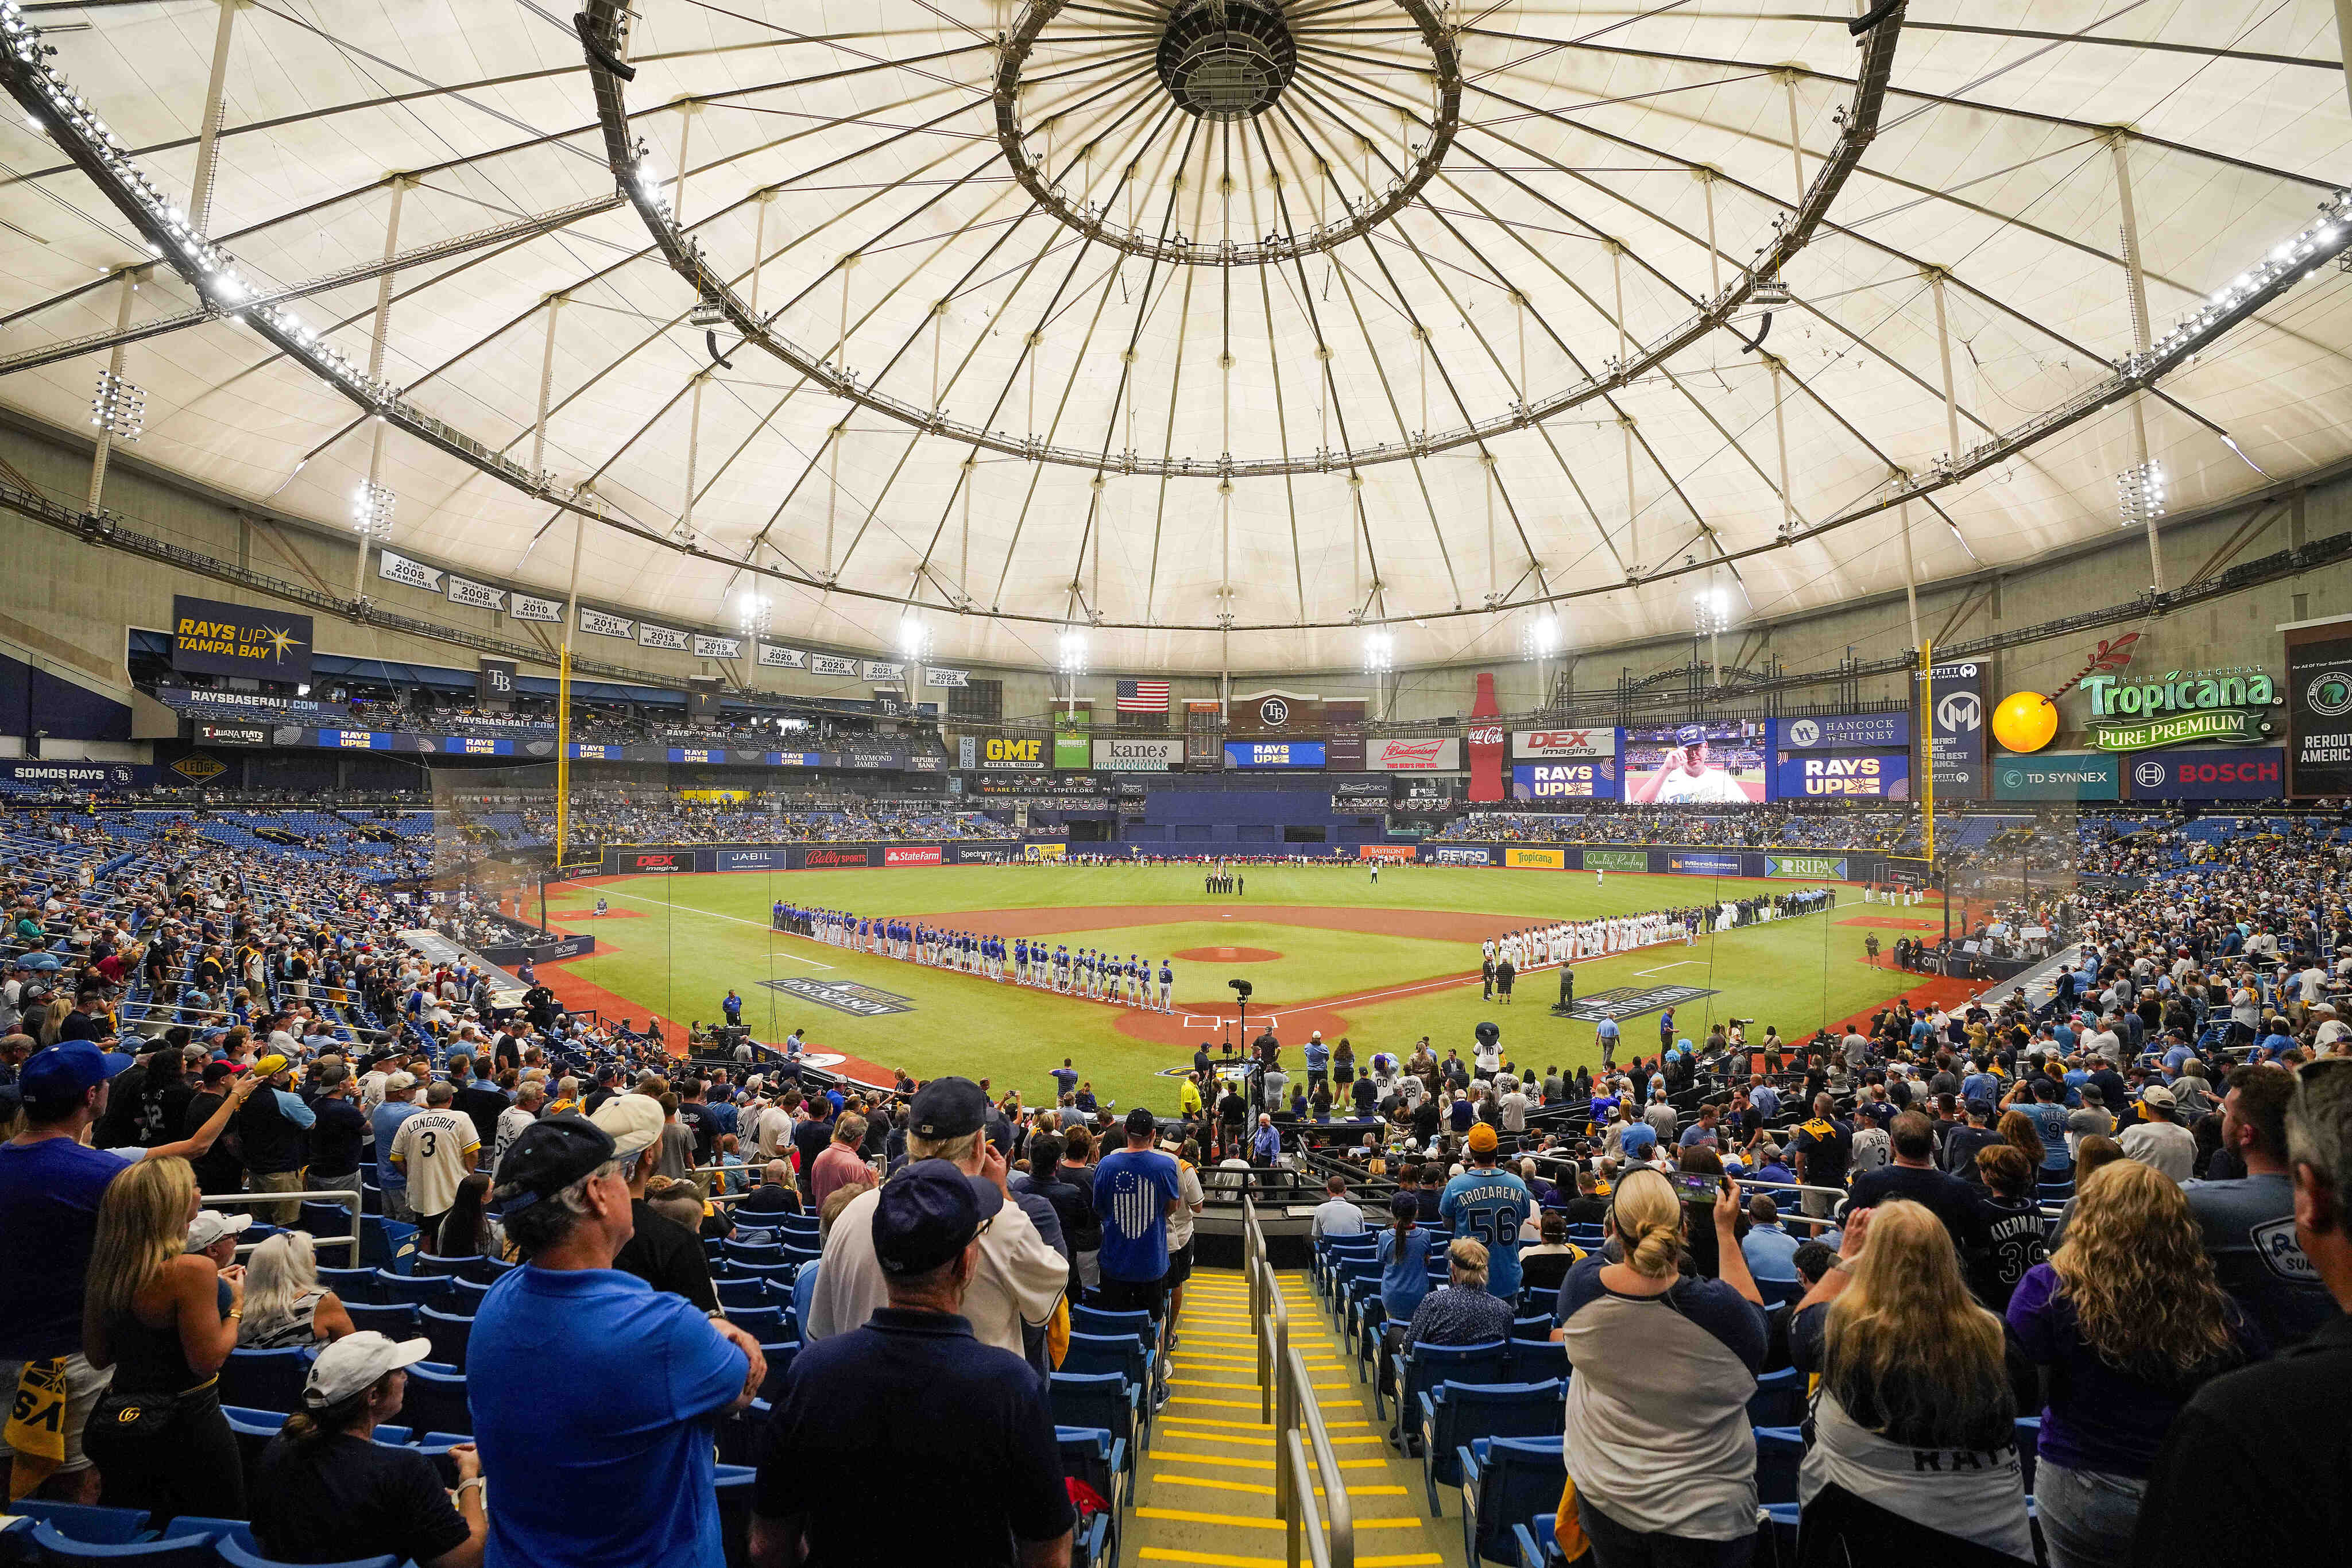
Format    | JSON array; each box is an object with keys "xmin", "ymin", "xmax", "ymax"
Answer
[{"xmin": 2082, "ymin": 667, "xmax": 2279, "ymax": 751}]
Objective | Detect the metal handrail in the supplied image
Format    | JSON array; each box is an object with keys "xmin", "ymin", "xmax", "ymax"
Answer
[
  {"xmin": 196, "ymin": 1187, "xmax": 363, "ymax": 1259},
  {"xmin": 1247, "ymin": 1198, "xmax": 1353, "ymax": 1568}
]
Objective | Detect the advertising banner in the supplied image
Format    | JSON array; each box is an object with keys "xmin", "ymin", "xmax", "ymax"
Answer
[
  {"xmin": 1993, "ymin": 752, "xmax": 2119, "ymax": 802},
  {"xmin": 811, "ymin": 654, "xmax": 859, "ymax": 678},
  {"xmin": 1504, "ymin": 847, "xmax": 1565, "ymax": 870},
  {"xmin": 1224, "ymin": 740, "xmax": 1327, "ymax": 768},
  {"xmin": 1053, "ymin": 725, "xmax": 1090, "ymax": 770},
  {"xmin": 1093, "ymin": 736, "xmax": 1181, "ymax": 771},
  {"xmin": 759, "ymin": 644, "xmax": 808, "ymax": 669},
  {"xmin": 194, "ymin": 723, "xmax": 268, "ymax": 746},
  {"xmin": 926, "ymin": 667, "xmax": 969, "ymax": 688},
  {"xmin": 1366, "ymin": 736, "xmax": 1460, "ymax": 772},
  {"xmin": 1468, "ymin": 672, "xmax": 1504, "ymax": 802},
  {"xmin": 1332, "ymin": 779, "xmax": 1394, "ymax": 802},
  {"xmin": 1667, "ymin": 852, "xmax": 1744, "ymax": 877},
  {"xmin": 170, "ymin": 594, "xmax": 313, "ymax": 682},
  {"xmin": 799, "ymin": 846, "xmax": 876, "ymax": 869},
  {"xmin": 1325, "ymin": 700, "xmax": 1367, "ymax": 771},
  {"xmin": 319, "ymin": 729, "xmax": 391, "ymax": 750},
  {"xmin": 638, "ymin": 622, "xmax": 690, "ymax": 652},
  {"xmin": 2285, "ymin": 626, "xmax": 2352, "ymax": 796},
  {"xmin": 667, "ymin": 747, "xmax": 726, "ymax": 764},
  {"xmin": 568, "ymin": 743, "xmax": 626, "ymax": 761},
  {"xmin": 445, "ymin": 574, "xmax": 505, "ymax": 612},
  {"xmin": 1928, "ymin": 661, "xmax": 1987, "ymax": 799},
  {"xmin": 440, "ymin": 736, "xmax": 513, "ymax": 757},
  {"xmin": 883, "ymin": 846, "xmax": 943, "ymax": 867},
  {"xmin": 714, "ymin": 847, "xmax": 794, "ymax": 872},
  {"xmin": 1624, "ymin": 721, "xmax": 1767, "ymax": 804},
  {"xmin": 1023, "ymin": 843, "xmax": 1068, "ymax": 861},
  {"xmin": 1767, "ymin": 854, "xmax": 1848, "ymax": 880},
  {"xmin": 1584, "ymin": 849, "xmax": 1650, "ymax": 873},
  {"xmin": 170, "ymin": 753, "xmax": 227, "ymax": 781},
  {"xmin": 2123, "ymin": 748, "xmax": 2285, "ymax": 800},
  {"xmin": 693, "ymin": 634, "xmax": 742, "ymax": 660},
  {"xmin": 1359, "ymin": 844, "xmax": 1416, "ymax": 861},
  {"xmin": 1511, "ymin": 761, "xmax": 1619, "ymax": 800},
  {"xmin": 510, "ymin": 594, "xmax": 563, "ymax": 623},
  {"xmin": 578, "ymin": 607, "xmax": 633, "ymax": 638},
  {"xmin": 625, "ymin": 850, "xmax": 689, "ymax": 872},
  {"xmin": 978, "ymin": 735, "xmax": 1048, "ymax": 770},
  {"xmin": 377, "ymin": 551, "xmax": 442, "ymax": 592},
  {"xmin": 1513, "ymin": 727, "xmax": 1618, "ymax": 759},
  {"xmin": 947, "ymin": 843, "xmax": 1018, "ymax": 864},
  {"xmin": 1772, "ymin": 753, "xmax": 1910, "ymax": 799},
  {"xmin": 0, "ymin": 760, "xmax": 151, "ymax": 788},
  {"xmin": 2082, "ymin": 669, "xmax": 2280, "ymax": 751},
  {"xmin": 840, "ymin": 748, "xmax": 907, "ymax": 771},
  {"xmin": 1426, "ymin": 845, "xmax": 1498, "ymax": 866},
  {"xmin": 1772, "ymin": 713, "xmax": 1909, "ymax": 750}
]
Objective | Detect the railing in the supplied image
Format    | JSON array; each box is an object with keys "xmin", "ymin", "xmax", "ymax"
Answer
[
  {"xmin": 196, "ymin": 1186, "xmax": 362, "ymax": 1260},
  {"xmin": 1245, "ymin": 1197, "xmax": 1353, "ymax": 1568}
]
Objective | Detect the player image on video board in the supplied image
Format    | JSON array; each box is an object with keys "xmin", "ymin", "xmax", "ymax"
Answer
[{"xmin": 1624, "ymin": 720, "xmax": 1768, "ymax": 804}]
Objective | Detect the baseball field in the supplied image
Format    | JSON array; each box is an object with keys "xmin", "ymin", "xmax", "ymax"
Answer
[{"xmin": 533, "ymin": 861, "xmax": 1953, "ymax": 1112}]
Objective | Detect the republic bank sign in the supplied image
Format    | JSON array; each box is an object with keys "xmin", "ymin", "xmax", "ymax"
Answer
[{"xmin": 2082, "ymin": 668, "xmax": 2280, "ymax": 752}]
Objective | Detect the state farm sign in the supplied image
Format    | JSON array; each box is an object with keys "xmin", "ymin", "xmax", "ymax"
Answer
[
  {"xmin": 883, "ymin": 846, "xmax": 943, "ymax": 866},
  {"xmin": 1514, "ymin": 727, "xmax": 1618, "ymax": 759},
  {"xmin": 1367, "ymin": 737, "xmax": 1460, "ymax": 772}
]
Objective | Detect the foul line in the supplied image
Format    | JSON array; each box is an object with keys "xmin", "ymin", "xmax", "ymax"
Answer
[{"xmin": 589, "ymin": 889, "xmax": 834, "ymax": 967}]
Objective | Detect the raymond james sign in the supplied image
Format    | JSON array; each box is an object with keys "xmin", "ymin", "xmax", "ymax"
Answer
[{"xmin": 2083, "ymin": 668, "xmax": 2279, "ymax": 752}]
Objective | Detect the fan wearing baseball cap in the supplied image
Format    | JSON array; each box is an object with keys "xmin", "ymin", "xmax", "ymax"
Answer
[
  {"xmin": 750, "ymin": 1161, "xmax": 1073, "ymax": 1568},
  {"xmin": 804, "ymin": 1078, "xmax": 1069, "ymax": 1376},
  {"xmin": 1629, "ymin": 723, "xmax": 1754, "ymax": 805},
  {"xmin": 0, "ymin": 1043, "xmax": 262, "ymax": 1504},
  {"xmin": 467, "ymin": 1117, "xmax": 766, "ymax": 1568},
  {"xmin": 250, "ymin": 1331, "xmax": 485, "ymax": 1568},
  {"xmin": 1440, "ymin": 1122, "xmax": 1538, "ymax": 1303}
]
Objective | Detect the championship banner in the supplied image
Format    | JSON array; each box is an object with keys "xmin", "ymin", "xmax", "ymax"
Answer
[
  {"xmin": 376, "ymin": 551, "xmax": 442, "ymax": 593},
  {"xmin": 1928, "ymin": 661, "xmax": 1987, "ymax": 799},
  {"xmin": 445, "ymin": 575, "xmax": 505, "ymax": 612},
  {"xmin": 170, "ymin": 594, "xmax": 313, "ymax": 682},
  {"xmin": 1511, "ymin": 761, "xmax": 1619, "ymax": 800},
  {"xmin": 811, "ymin": 654, "xmax": 859, "ymax": 677},
  {"xmin": 2285, "ymin": 624, "xmax": 2352, "ymax": 796},
  {"xmin": 1366, "ymin": 737, "xmax": 1460, "ymax": 772},
  {"xmin": 511, "ymin": 594, "xmax": 564, "ymax": 623},
  {"xmin": 1513, "ymin": 727, "xmax": 1618, "ymax": 759},
  {"xmin": 638, "ymin": 622, "xmax": 690, "ymax": 651},
  {"xmin": 759, "ymin": 644, "xmax": 808, "ymax": 669},
  {"xmin": 1503, "ymin": 847, "xmax": 1564, "ymax": 870},
  {"xmin": 578, "ymin": 607, "xmax": 633, "ymax": 638},
  {"xmin": 694, "ymin": 634, "xmax": 742, "ymax": 660},
  {"xmin": 1772, "ymin": 753, "xmax": 1909, "ymax": 799},
  {"xmin": 1227, "ymin": 690, "xmax": 1324, "ymax": 738},
  {"xmin": 1093, "ymin": 736, "xmax": 1180, "ymax": 771},
  {"xmin": 926, "ymin": 667, "xmax": 970, "ymax": 687},
  {"xmin": 863, "ymin": 660, "xmax": 905, "ymax": 683}
]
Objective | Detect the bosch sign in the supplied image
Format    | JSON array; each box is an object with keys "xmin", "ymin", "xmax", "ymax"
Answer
[{"xmin": 2125, "ymin": 748, "xmax": 2285, "ymax": 801}]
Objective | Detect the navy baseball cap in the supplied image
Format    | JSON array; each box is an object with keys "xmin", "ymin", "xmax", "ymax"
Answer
[
  {"xmin": 873, "ymin": 1160, "xmax": 1002, "ymax": 1275},
  {"xmin": 494, "ymin": 1116, "xmax": 617, "ymax": 1211},
  {"xmin": 19, "ymin": 1042, "xmax": 134, "ymax": 1109},
  {"xmin": 908, "ymin": 1076, "xmax": 990, "ymax": 1141},
  {"xmin": 1675, "ymin": 725, "xmax": 1708, "ymax": 747}
]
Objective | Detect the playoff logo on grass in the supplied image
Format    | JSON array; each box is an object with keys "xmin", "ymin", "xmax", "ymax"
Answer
[{"xmin": 758, "ymin": 977, "xmax": 915, "ymax": 1017}]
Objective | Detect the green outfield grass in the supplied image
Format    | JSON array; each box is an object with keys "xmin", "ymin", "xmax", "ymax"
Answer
[{"xmin": 540, "ymin": 863, "xmax": 1922, "ymax": 1112}]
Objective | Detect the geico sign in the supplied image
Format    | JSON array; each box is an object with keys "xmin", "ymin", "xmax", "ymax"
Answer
[{"xmin": 985, "ymin": 738, "xmax": 1043, "ymax": 763}]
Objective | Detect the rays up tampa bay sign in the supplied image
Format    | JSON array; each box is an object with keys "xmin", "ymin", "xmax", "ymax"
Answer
[{"xmin": 2080, "ymin": 667, "xmax": 2281, "ymax": 752}]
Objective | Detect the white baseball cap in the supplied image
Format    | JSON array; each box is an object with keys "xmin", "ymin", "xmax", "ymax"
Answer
[
  {"xmin": 303, "ymin": 1331, "xmax": 433, "ymax": 1408},
  {"xmin": 185, "ymin": 1210, "xmax": 252, "ymax": 1251},
  {"xmin": 590, "ymin": 1091, "xmax": 666, "ymax": 1159}
]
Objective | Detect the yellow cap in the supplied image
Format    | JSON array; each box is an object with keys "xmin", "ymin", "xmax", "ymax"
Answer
[
  {"xmin": 252, "ymin": 1054, "xmax": 289, "ymax": 1077},
  {"xmin": 1465, "ymin": 1124, "xmax": 1499, "ymax": 1154}
]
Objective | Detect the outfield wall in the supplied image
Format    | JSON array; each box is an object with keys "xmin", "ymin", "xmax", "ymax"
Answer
[{"xmin": 583, "ymin": 838, "xmax": 1889, "ymax": 880}]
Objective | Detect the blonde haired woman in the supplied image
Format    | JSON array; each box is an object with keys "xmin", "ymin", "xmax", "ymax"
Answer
[
  {"xmin": 2007, "ymin": 1159, "xmax": 2254, "ymax": 1568},
  {"xmin": 1553, "ymin": 1166, "xmax": 1767, "ymax": 1566},
  {"xmin": 237, "ymin": 1230, "xmax": 358, "ymax": 1349},
  {"xmin": 79, "ymin": 1156, "xmax": 246, "ymax": 1523},
  {"xmin": 1790, "ymin": 1201, "xmax": 2031, "ymax": 1559}
]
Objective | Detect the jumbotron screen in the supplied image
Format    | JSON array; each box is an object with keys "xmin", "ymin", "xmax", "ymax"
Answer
[{"xmin": 1622, "ymin": 719, "xmax": 1769, "ymax": 804}]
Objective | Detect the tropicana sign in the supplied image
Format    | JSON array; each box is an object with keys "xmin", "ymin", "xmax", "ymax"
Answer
[{"xmin": 2081, "ymin": 667, "xmax": 2280, "ymax": 752}]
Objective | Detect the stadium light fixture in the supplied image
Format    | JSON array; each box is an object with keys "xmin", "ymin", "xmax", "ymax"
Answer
[
  {"xmin": 351, "ymin": 480, "xmax": 394, "ymax": 537},
  {"xmin": 1693, "ymin": 589, "xmax": 1732, "ymax": 634},
  {"xmin": 1056, "ymin": 626, "xmax": 1088, "ymax": 677},
  {"xmin": 90, "ymin": 368, "xmax": 142, "ymax": 440},
  {"xmin": 896, "ymin": 614, "xmax": 932, "ymax": 664},
  {"xmin": 2115, "ymin": 461, "xmax": 2165, "ymax": 528},
  {"xmin": 1519, "ymin": 612, "xmax": 1560, "ymax": 661},
  {"xmin": 734, "ymin": 590, "xmax": 772, "ymax": 639},
  {"xmin": 1361, "ymin": 628, "xmax": 1395, "ymax": 675}
]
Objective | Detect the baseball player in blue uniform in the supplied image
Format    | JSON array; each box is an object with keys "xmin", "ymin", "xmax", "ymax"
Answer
[{"xmin": 1158, "ymin": 959, "xmax": 1174, "ymax": 1012}]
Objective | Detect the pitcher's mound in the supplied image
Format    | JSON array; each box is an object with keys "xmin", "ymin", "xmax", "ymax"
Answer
[{"xmin": 1173, "ymin": 946, "xmax": 1282, "ymax": 963}]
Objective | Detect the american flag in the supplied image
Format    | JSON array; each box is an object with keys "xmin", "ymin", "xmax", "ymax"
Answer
[{"xmin": 1116, "ymin": 679, "xmax": 1170, "ymax": 713}]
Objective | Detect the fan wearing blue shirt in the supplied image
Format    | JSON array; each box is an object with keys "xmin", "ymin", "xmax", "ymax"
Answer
[
  {"xmin": 1440, "ymin": 1125, "xmax": 1537, "ymax": 1302},
  {"xmin": 1093, "ymin": 1107, "xmax": 1183, "ymax": 1318},
  {"xmin": 469, "ymin": 1116, "xmax": 764, "ymax": 1568}
]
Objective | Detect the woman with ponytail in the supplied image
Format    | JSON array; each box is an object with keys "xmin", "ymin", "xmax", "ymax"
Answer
[
  {"xmin": 1552, "ymin": 1165, "xmax": 1768, "ymax": 1566},
  {"xmin": 252, "ymin": 1331, "xmax": 486, "ymax": 1567}
]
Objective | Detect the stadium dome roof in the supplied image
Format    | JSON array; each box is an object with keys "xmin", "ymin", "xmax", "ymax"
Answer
[{"xmin": 3, "ymin": 1, "xmax": 2349, "ymax": 674}]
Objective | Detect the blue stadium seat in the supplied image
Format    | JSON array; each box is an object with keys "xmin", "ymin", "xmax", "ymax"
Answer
[
  {"xmin": 342, "ymin": 1301, "xmax": 419, "ymax": 1339},
  {"xmin": 403, "ymin": 1364, "xmax": 471, "ymax": 1435},
  {"xmin": 419, "ymin": 1305, "xmax": 473, "ymax": 1369},
  {"xmin": 448, "ymin": 1277, "xmax": 494, "ymax": 1310},
  {"xmin": 713, "ymin": 1465, "xmax": 756, "ymax": 1568},
  {"xmin": 157, "ymin": 1517, "xmax": 258, "ymax": 1555},
  {"xmin": 724, "ymin": 1305, "xmax": 785, "ymax": 1342},
  {"xmin": 1420, "ymin": 1381, "xmax": 1566, "ymax": 1514},
  {"xmin": 1386, "ymin": 1339, "xmax": 1510, "ymax": 1446},
  {"xmin": 756, "ymin": 1342, "xmax": 800, "ymax": 1404},
  {"xmin": 715, "ymin": 1276, "xmax": 772, "ymax": 1309},
  {"xmin": 1511, "ymin": 1513, "xmax": 1564, "ymax": 1568},
  {"xmin": 1461, "ymin": 1435, "xmax": 1564, "ymax": 1566},
  {"xmin": 1755, "ymin": 1426, "xmax": 1805, "ymax": 1507},
  {"xmin": 1070, "ymin": 1305, "xmax": 1152, "ymax": 1341},
  {"xmin": 372, "ymin": 1269, "xmax": 452, "ymax": 1308},
  {"xmin": 28, "ymin": 1521, "xmax": 214, "ymax": 1565},
  {"xmin": 7, "ymin": 1503, "xmax": 150, "ymax": 1546},
  {"xmin": 1747, "ymin": 1365, "xmax": 1804, "ymax": 1428},
  {"xmin": 1502, "ymin": 1339, "xmax": 1567, "ymax": 1385},
  {"xmin": 1050, "ymin": 1373, "xmax": 1141, "ymax": 1475},
  {"xmin": 1055, "ymin": 1424, "xmax": 1129, "ymax": 1520},
  {"xmin": 215, "ymin": 1539, "xmax": 401, "ymax": 1568},
  {"xmin": 317, "ymin": 1265, "xmax": 379, "ymax": 1303},
  {"xmin": 220, "ymin": 1348, "xmax": 310, "ymax": 1413}
]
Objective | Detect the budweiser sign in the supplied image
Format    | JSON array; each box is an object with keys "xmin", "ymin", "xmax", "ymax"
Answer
[{"xmin": 1367, "ymin": 737, "xmax": 1460, "ymax": 772}]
